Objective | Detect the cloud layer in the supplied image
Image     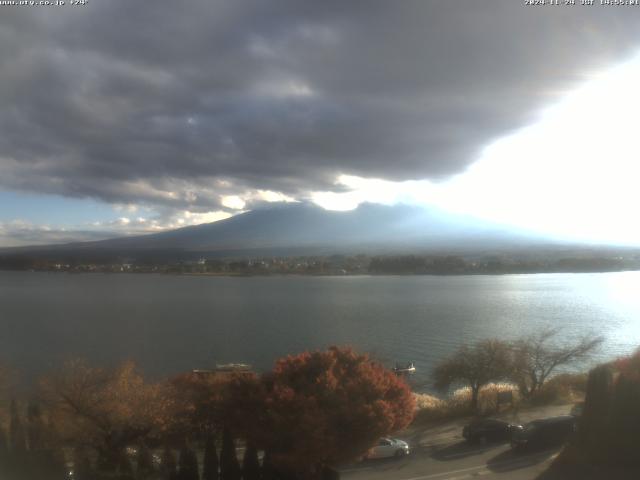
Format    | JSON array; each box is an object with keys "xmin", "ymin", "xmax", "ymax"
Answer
[{"xmin": 2, "ymin": 1, "xmax": 640, "ymax": 240}]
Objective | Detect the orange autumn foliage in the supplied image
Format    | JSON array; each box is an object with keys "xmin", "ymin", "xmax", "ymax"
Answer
[
  {"xmin": 40, "ymin": 359, "xmax": 168, "ymax": 469},
  {"xmin": 229, "ymin": 346, "xmax": 415, "ymax": 474},
  {"xmin": 167, "ymin": 369, "xmax": 257, "ymax": 438}
]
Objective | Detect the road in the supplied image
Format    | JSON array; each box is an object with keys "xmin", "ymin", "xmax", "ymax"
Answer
[
  {"xmin": 341, "ymin": 440, "xmax": 559, "ymax": 480},
  {"xmin": 340, "ymin": 404, "xmax": 574, "ymax": 480}
]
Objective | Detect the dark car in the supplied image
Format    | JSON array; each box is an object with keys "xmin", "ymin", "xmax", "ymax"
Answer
[
  {"xmin": 462, "ymin": 418, "xmax": 516, "ymax": 444},
  {"xmin": 511, "ymin": 415, "xmax": 576, "ymax": 452}
]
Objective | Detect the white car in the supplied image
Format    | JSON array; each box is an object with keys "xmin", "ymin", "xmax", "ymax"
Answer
[{"xmin": 364, "ymin": 438, "xmax": 410, "ymax": 459}]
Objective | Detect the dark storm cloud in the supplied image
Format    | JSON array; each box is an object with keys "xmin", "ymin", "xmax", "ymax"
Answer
[{"xmin": 2, "ymin": 0, "xmax": 640, "ymax": 210}]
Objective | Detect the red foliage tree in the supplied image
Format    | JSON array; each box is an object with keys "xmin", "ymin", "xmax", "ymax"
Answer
[
  {"xmin": 230, "ymin": 346, "xmax": 415, "ymax": 478},
  {"xmin": 614, "ymin": 348, "xmax": 640, "ymax": 384},
  {"xmin": 165, "ymin": 370, "xmax": 257, "ymax": 445},
  {"xmin": 167, "ymin": 372, "xmax": 227, "ymax": 438}
]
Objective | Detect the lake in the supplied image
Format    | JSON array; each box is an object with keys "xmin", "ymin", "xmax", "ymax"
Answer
[{"xmin": 1, "ymin": 271, "xmax": 639, "ymax": 389}]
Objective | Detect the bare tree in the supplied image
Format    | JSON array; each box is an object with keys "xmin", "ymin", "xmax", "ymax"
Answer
[
  {"xmin": 511, "ymin": 328, "xmax": 603, "ymax": 399},
  {"xmin": 432, "ymin": 339, "xmax": 512, "ymax": 412},
  {"xmin": 40, "ymin": 359, "xmax": 167, "ymax": 473}
]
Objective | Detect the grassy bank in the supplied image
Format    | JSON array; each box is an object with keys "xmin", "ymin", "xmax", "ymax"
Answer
[{"xmin": 412, "ymin": 374, "xmax": 587, "ymax": 425}]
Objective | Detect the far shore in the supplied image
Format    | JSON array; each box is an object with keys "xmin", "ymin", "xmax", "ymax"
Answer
[{"xmin": 2, "ymin": 267, "xmax": 640, "ymax": 278}]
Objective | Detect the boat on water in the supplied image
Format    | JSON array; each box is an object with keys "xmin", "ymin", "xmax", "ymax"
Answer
[
  {"xmin": 192, "ymin": 363, "xmax": 253, "ymax": 377},
  {"xmin": 392, "ymin": 362, "xmax": 416, "ymax": 375},
  {"xmin": 215, "ymin": 362, "xmax": 252, "ymax": 372}
]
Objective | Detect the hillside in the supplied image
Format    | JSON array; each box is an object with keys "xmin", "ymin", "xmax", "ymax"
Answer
[{"xmin": 0, "ymin": 203, "xmax": 557, "ymax": 262}]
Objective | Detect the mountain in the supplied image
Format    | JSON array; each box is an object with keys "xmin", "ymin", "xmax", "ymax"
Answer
[{"xmin": 0, "ymin": 203, "xmax": 557, "ymax": 261}]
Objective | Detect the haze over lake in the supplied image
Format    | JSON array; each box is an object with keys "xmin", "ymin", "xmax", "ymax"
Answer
[{"xmin": 1, "ymin": 271, "xmax": 639, "ymax": 389}]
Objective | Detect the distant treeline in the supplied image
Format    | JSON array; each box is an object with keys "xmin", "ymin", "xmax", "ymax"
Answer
[
  {"xmin": 368, "ymin": 254, "xmax": 640, "ymax": 275},
  {"xmin": 1, "ymin": 251, "xmax": 640, "ymax": 275}
]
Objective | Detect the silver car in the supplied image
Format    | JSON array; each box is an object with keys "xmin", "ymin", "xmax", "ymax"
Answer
[{"xmin": 364, "ymin": 438, "xmax": 410, "ymax": 459}]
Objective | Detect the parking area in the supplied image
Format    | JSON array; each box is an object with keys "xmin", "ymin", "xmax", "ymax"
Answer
[{"xmin": 340, "ymin": 404, "xmax": 576, "ymax": 480}]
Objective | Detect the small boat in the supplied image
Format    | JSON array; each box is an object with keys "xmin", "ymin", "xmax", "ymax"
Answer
[
  {"xmin": 393, "ymin": 362, "xmax": 416, "ymax": 375},
  {"xmin": 192, "ymin": 363, "xmax": 253, "ymax": 377},
  {"xmin": 215, "ymin": 363, "xmax": 252, "ymax": 372}
]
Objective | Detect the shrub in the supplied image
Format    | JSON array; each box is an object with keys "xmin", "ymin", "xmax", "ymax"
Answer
[
  {"xmin": 451, "ymin": 383, "xmax": 520, "ymax": 414},
  {"xmin": 530, "ymin": 373, "xmax": 587, "ymax": 406},
  {"xmin": 413, "ymin": 383, "xmax": 520, "ymax": 423},
  {"xmin": 412, "ymin": 394, "xmax": 447, "ymax": 423},
  {"xmin": 413, "ymin": 393, "xmax": 444, "ymax": 411}
]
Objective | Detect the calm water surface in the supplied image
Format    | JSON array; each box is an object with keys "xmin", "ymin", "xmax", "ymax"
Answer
[{"xmin": 1, "ymin": 271, "xmax": 639, "ymax": 388}]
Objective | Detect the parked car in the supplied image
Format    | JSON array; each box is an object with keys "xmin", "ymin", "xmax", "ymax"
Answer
[
  {"xmin": 462, "ymin": 418, "xmax": 516, "ymax": 444},
  {"xmin": 364, "ymin": 438, "xmax": 410, "ymax": 459},
  {"xmin": 511, "ymin": 415, "xmax": 576, "ymax": 452}
]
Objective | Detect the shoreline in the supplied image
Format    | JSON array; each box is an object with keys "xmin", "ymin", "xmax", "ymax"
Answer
[{"xmin": 1, "ymin": 268, "xmax": 640, "ymax": 277}]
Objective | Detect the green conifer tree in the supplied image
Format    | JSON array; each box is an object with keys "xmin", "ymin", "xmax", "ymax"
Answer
[
  {"xmin": 178, "ymin": 444, "xmax": 199, "ymax": 480},
  {"xmin": 241, "ymin": 444, "xmax": 260, "ymax": 480},
  {"xmin": 161, "ymin": 446, "xmax": 179, "ymax": 480},
  {"xmin": 136, "ymin": 443, "xmax": 155, "ymax": 479},
  {"xmin": 202, "ymin": 434, "xmax": 219, "ymax": 480},
  {"xmin": 220, "ymin": 427, "xmax": 240, "ymax": 480}
]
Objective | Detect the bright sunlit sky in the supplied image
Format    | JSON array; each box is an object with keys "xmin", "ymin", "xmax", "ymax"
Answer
[
  {"xmin": 313, "ymin": 53, "xmax": 640, "ymax": 245},
  {"xmin": 2, "ymin": 1, "xmax": 640, "ymax": 247}
]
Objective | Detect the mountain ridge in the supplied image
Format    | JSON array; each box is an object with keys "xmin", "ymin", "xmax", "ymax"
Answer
[{"xmin": 0, "ymin": 202, "xmax": 561, "ymax": 260}]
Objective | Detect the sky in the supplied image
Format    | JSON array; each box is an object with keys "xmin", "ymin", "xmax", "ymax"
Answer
[{"xmin": 2, "ymin": 0, "xmax": 640, "ymax": 247}]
